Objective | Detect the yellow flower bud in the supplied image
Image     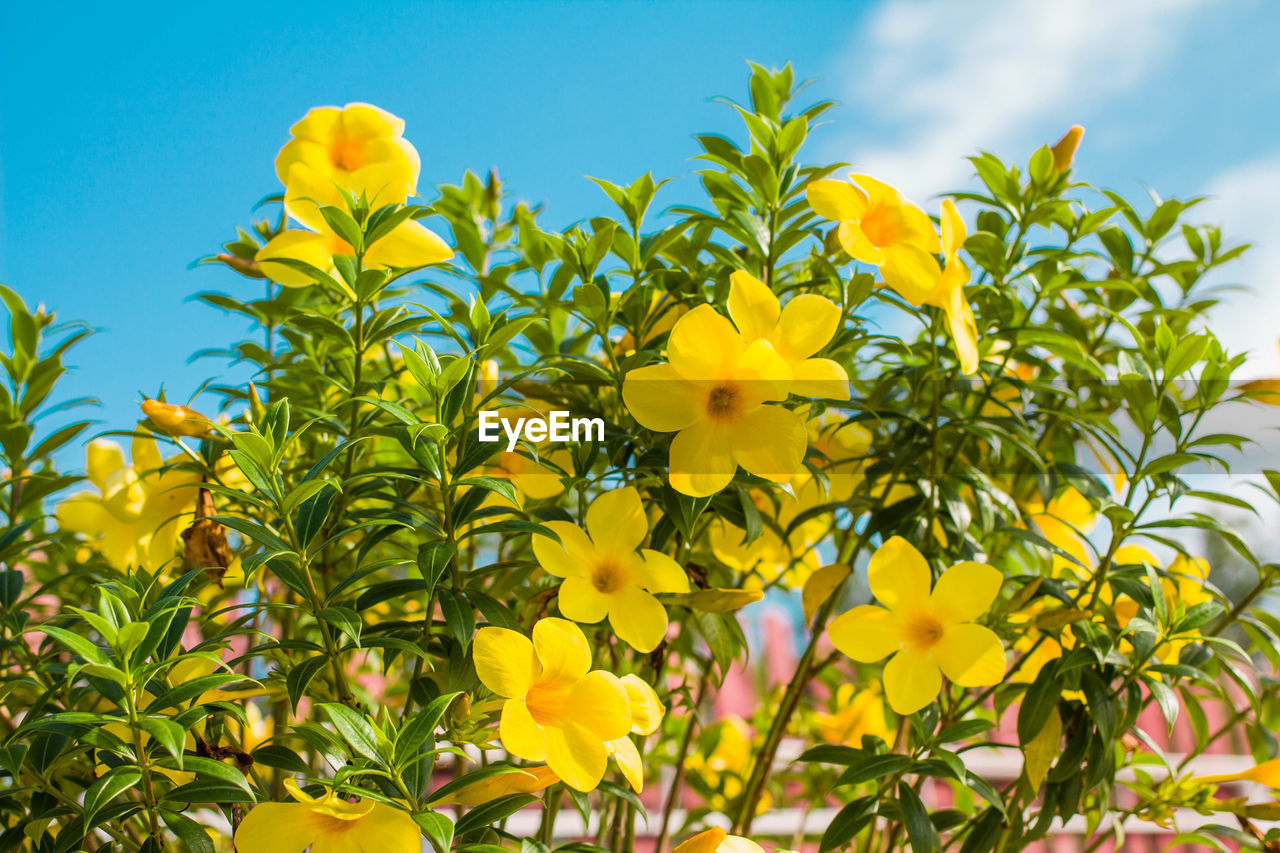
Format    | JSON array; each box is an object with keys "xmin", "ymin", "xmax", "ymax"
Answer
[
  {"xmin": 1051, "ymin": 125, "xmax": 1085, "ymax": 173},
  {"xmin": 141, "ymin": 400, "xmax": 211, "ymax": 437}
]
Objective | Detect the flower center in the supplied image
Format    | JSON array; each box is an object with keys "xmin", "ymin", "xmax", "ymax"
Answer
[
  {"xmin": 525, "ymin": 683, "xmax": 571, "ymax": 727},
  {"xmin": 861, "ymin": 206, "xmax": 902, "ymax": 248},
  {"xmin": 329, "ymin": 137, "xmax": 366, "ymax": 172},
  {"xmin": 591, "ymin": 557, "xmax": 627, "ymax": 593},
  {"xmin": 706, "ymin": 383, "xmax": 743, "ymax": 422},
  {"xmin": 903, "ymin": 612, "xmax": 946, "ymax": 652}
]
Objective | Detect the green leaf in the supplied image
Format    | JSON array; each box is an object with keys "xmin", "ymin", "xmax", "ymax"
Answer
[
  {"xmin": 820, "ymin": 796, "xmax": 876, "ymax": 852},
  {"xmin": 83, "ymin": 766, "xmax": 142, "ymax": 827},
  {"xmin": 397, "ymin": 692, "xmax": 461, "ymax": 766},
  {"xmin": 1017, "ymin": 660, "xmax": 1061, "ymax": 745},
  {"xmin": 322, "ymin": 703, "xmax": 387, "ymax": 767},
  {"xmin": 455, "ymin": 794, "xmax": 538, "ymax": 836},
  {"xmin": 899, "ymin": 782, "xmax": 941, "ymax": 853}
]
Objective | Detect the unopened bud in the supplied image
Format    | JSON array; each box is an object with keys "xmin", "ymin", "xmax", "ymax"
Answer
[
  {"xmin": 216, "ymin": 253, "xmax": 265, "ymax": 279},
  {"xmin": 142, "ymin": 400, "xmax": 212, "ymax": 437},
  {"xmin": 1051, "ymin": 125, "xmax": 1085, "ymax": 173}
]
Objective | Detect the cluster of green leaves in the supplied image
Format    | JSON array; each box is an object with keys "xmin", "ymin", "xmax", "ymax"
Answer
[{"xmin": 0, "ymin": 61, "xmax": 1276, "ymax": 853}]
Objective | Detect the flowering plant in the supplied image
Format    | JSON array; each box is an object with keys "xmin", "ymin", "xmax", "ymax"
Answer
[{"xmin": 3, "ymin": 66, "xmax": 1278, "ymax": 853}]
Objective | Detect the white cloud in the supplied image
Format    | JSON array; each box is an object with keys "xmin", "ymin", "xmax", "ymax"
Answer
[
  {"xmin": 825, "ymin": 0, "xmax": 1206, "ymax": 200},
  {"xmin": 1200, "ymin": 151, "xmax": 1280, "ymax": 376}
]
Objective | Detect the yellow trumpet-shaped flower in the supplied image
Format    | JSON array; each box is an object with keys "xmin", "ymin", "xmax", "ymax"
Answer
[
  {"xmin": 234, "ymin": 778, "xmax": 420, "ymax": 853},
  {"xmin": 727, "ymin": 271, "xmax": 849, "ymax": 400},
  {"xmin": 258, "ymin": 103, "xmax": 451, "ymax": 287},
  {"xmin": 533, "ymin": 487, "xmax": 689, "ymax": 652},
  {"xmin": 828, "ymin": 537, "xmax": 1006, "ymax": 715},
  {"xmin": 1196, "ymin": 758, "xmax": 1280, "ymax": 788},
  {"xmin": 806, "ymin": 174, "xmax": 940, "ymax": 304},
  {"xmin": 806, "ymin": 178, "xmax": 978, "ymax": 372},
  {"xmin": 672, "ymin": 827, "xmax": 766, "ymax": 853},
  {"xmin": 622, "ymin": 304, "xmax": 806, "ymax": 497},
  {"xmin": 57, "ymin": 437, "xmax": 201, "ymax": 572},
  {"xmin": 275, "ymin": 103, "xmax": 420, "ymax": 218},
  {"xmin": 140, "ymin": 399, "xmax": 210, "ymax": 437},
  {"xmin": 473, "ymin": 618, "xmax": 632, "ymax": 791}
]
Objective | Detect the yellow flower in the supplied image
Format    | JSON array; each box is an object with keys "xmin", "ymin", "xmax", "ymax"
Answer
[
  {"xmin": 727, "ymin": 271, "xmax": 849, "ymax": 399},
  {"xmin": 828, "ymin": 537, "xmax": 1006, "ymax": 715},
  {"xmin": 431, "ymin": 764, "xmax": 560, "ymax": 806},
  {"xmin": 57, "ymin": 437, "xmax": 201, "ymax": 572},
  {"xmin": 140, "ymin": 399, "xmax": 210, "ymax": 437},
  {"xmin": 622, "ymin": 304, "xmax": 805, "ymax": 497},
  {"xmin": 605, "ymin": 674, "xmax": 666, "ymax": 793},
  {"xmin": 473, "ymin": 618, "xmax": 632, "ymax": 791},
  {"xmin": 234, "ymin": 778, "xmax": 419, "ymax": 853},
  {"xmin": 257, "ymin": 103, "xmax": 450, "ymax": 286},
  {"xmin": 1196, "ymin": 758, "xmax": 1280, "ymax": 788},
  {"xmin": 1051, "ymin": 125, "xmax": 1085, "ymax": 173},
  {"xmin": 806, "ymin": 174, "xmax": 940, "ymax": 304},
  {"xmin": 807, "ymin": 178, "xmax": 978, "ymax": 372},
  {"xmin": 672, "ymin": 827, "xmax": 766, "ymax": 853},
  {"xmin": 816, "ymin": 683, "xmax": 895, "ymax": 747},
  {"xmin": 1025, "ymin": 486, "xmax": 1096, "ymax": 575},
  {"xmin": 533, "ymin": 488, "xmax": 689, "ymax": 652},
  {"xmin": 275, "ymin": 103, "xmax": 420, "ymax": 216},
  {"xmin": 793, "ymin": 417, "xmax": 872, "ymax": 503}
]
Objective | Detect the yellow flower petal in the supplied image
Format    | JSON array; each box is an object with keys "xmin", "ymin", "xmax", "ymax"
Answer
[
  {"xmin": 607, "ymin": 586, "xmax": 669, "ymax": 653},
  {"xmin": 729, "ymin": 405, "xmax": 806, "ymax": 484},
  {"xmin": 586, "ymin": 487, "xmax": 647, "ymax": 554},
  {"xmin": 635, "ymin": 550, "xmax": 691, "ymax": 593},
  {"xmin": 622, "ymin": 363, "xmax": 704, "ymax": 433},
  {"xmin": 883, "ymin": 648, "xmax": 942, "ymax": 715},
  {"xmin": 881, "ymin": 247, "xmax": 943, "ymax": 306},
  {"xmin": 607, "ymin": 736, "xmax": 644, "ymax": 792},
  {"xmin": 500, "ymin": 699, "xmax": 547, "ymax": 761},
  {"xmin": 930, "ymin": 561, "xmax": 1003, "ymax": 624},
  {"xmin": 791, "ymin": 357, "xmax": 851, "ymax": 400},
  {"xmin": 670, "ymin": 421, "xmax": 736, "ymax": 497},
  {"xmin": 620, "ymin": 674, "xmax": 665, "ymax": 735},
  {"xmin": 532, "ymin": 618, "xmax": 591, "ymax": 685},
  {"xmin": 86, "ymin": 440, "xmax": 124, "ymax": 490},
  {"xmin": 867, "ymin": 536, "xmax": 931, "ymax": 614},
  {"xmin": 564, "ymin": 670, "xmax": 633, "ymax": 741},
  {"xmin": 837, "ymin": 221, "xmax": 888, "ymax": 265},
  {"xmin": 940, "ymin": 199, "xmax": 966, "ymax": 258},
  {"xmin": 474, "ymin": 627, "xmax": 535, "ymax": 698},
  {"xmin": 333, "ymin": 801, "xmax": 422, "ymax": 850},
  {"xmin": 233, "ymin": 802, "xmax": 320, "ymax": 853},
  {"xmin": 673, "ymin": 827, "xmax": 728, "ymax": 853},
  {"xmin": 365, "ymin": 219, "xmax": 452, "ymax": 269},
  {"xmin": 934, "ymin": 623, "xmax": 1006, "ymax": 687},
  {"xmin": 775, "ymin": 294, "xmax": 839, "ymax": 361},
  {"xmin": 532, "ymin": 521, "xmax": 594, "ymax": 578},
  {"xmin": 257, "ymin": 230, "xmax": 336, "ymax": 287},
  {"xmin": 736, "ymin": 338, "xmax": 793, "ymax": 403},
  {"xmin": 721, "ymin": 837, "xmax": 768, "ymax": 853},
  {"xmin": 557, "ymin": 576, "xmax": 610, "ymax": 624},
  {"xmin": 728, "ymin": 271, "xmax": 780, "ymax": 342},
  {"xmin": 944, "ymin": 279, "xmax": 979, "ymax": 375},
  {"xmin": 668, "ymin": 305, "xmax": 745, "ymax": 380},
  {"xmin": 544, "ymin": 721, "xmax": 608, "ymax": 792},
  {"xmin": 828, "ymin": 605, "xmax": 902, "ymax": 662},
  {"xmin": 806, "ymin": 180, "xmax": 868, "ymax": 222}
]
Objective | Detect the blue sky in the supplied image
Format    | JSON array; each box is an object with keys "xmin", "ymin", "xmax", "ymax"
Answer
[{"xmin": 3, "ymin": 0, "xmax": 1280, "ymax": 458}]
